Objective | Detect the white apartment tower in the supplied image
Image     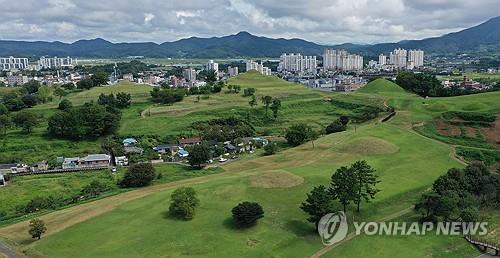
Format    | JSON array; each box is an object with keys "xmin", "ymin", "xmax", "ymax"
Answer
[
  {"xmin": 245, "ymin": 60, "xmax": 271, "ymax": 75},
  {"xmin": 183, "ymin": 68, "xmax": 196, "ymax": 82},
  {"xmin": 323, "ymin": 49, "xmax": 363, "ymax": 71},
  {"xmin": 228, "ymin": 66, "xmax": 239, "ymax": 77},
  {"xmin": 0, "ymin": 57, "xmax": 29, "ymax": 70},
  {"xmin": 378, "ymin": 54, "xmax": 387, "ymax": 66},
  {"xmin": 38, "ymin": 56, "xmax": 77, "ymax": 69},
  {"xmin": 206, "ymin": 60, "xmax": 219, "ymax": 73},
  {"xmin": 408, "ymin": 49, "xmax": 424, "ymax": 67},
  {"xmin": 389, "ymin": 48, "xmax": 407, "ymax": 68},
  {"xmin": 278, "ymin": 53, "xmax": 317, "ymax": 73}
]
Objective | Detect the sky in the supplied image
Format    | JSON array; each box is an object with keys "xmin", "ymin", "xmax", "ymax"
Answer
[{"xmin": 0, "ymin": 0, "xmax": 498, "ymax": 45}]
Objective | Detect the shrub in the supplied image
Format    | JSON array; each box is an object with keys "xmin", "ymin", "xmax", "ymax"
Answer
[
  {"xmin": 325, "ymin": 120, "xmax": 346, "ymax": 134},
  {"xmin": 231, "ymin": 202, "xmax": 264, "ymax": 227},
  {"xmin": 285, "ymin": 123, "xmax": 313, "ymax": 146},
  {"xmin": 263, "ymin": 142, "xmax": 278, "ymax": 155}
]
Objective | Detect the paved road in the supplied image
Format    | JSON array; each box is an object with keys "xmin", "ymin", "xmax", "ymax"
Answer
[
  {"xmin": 475, "ymin": 253, "xmax": 491, "ymax": 258},
  {"xmin": 0, "ymin": 241, "xmax": 20, "ymax": 258}
]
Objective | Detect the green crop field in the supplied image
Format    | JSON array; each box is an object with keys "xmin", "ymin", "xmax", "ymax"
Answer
[{"xmin": 0, "ymin": 74, "xmax": 498, "ymax": 258}]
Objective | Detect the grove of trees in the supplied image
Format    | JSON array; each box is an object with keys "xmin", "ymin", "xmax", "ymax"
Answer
[{"xmin": 119, "ymin": 163, "xmax": 156, "ymax": 188}]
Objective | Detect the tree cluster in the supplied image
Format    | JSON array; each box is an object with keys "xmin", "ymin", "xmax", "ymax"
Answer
[
  {"xmin": 415, "ymin": 162, "xmax": 500, "ymax": 223},
  {"xmin": 119, "ymin": 163, "xmax": 156, "ymax": 188},
  {"xmin": 47, "ymin": 102, "xmax": 120, "ymax": 139},
  {"xmin": 150, "ymin": 87, "xmax": 185, "ymax": 104},
  {"xmin": 285, "ymin": 123, "xmax": 314, "ymax": 146},
  {"xmin": 325, "ymin": 116, "xmax": 349, "ymax": 134},
  {"xmin": 301, "ymin": 161, "xmax": 380, "ymax": 225},
  {"xmin": 98, "ymin": 92, "xmax": 132, "ymax": 109},
  {"xmin": 76, "ymin": 72, "xmax": 109, "ymax": 90},
  {"xmin": 191, "ymin": 117, "xmax": 255, "ymax": 142}
]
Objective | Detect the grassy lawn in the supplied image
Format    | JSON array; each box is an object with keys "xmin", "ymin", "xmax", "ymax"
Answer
[
  {"xmin": 0, "ymin": 75, "xmax": 498, "ymax": 258},
  {"xmin": 0, "ymin": 164, "xmax": 222, "ymax": 224}
]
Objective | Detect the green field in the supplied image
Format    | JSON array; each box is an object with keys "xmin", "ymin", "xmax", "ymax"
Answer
[{"xmin": 1, "ymin": 74, "xmax": 499, "ymax": 257}]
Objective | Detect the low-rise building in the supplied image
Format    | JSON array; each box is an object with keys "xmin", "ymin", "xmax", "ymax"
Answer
[
  {"xmin": 62, "ymin": 154, "xmax": 111, "ymax": 169},
  {"xmin": 7, "ymin": 75, "xmax": 29, "ymax": 86}
]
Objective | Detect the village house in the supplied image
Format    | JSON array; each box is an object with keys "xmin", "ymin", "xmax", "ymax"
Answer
[
  {"xmin": 178, "ymin": 137, "xmax": 202, "ymax": 147},
  {"xmin": 62, "ymin": 154, "xmax": 111, "ymax": 169},
  {"xmin": 154, "ymin": 144, "xmax": 180, "ymax": 155},
  {"xmin": 0, "ymin": 174, "xmax": 6, "ymax": 186},
  {"xmin": 124, "ymin": 146, "xmax": 144, "ymax": 155},
  {"xmin": 115, "ymin": 156, "xmax": 129, "ymax": 166}
]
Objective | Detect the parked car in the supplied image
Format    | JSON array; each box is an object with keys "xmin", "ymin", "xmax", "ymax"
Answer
[
  {"xmin": 219, "ymin": 158, "xmax": 228, "ymax": 162},
  {"xmin": 111, "ymin": 167, "xmax": 117, "ymax": 173},
  {"xmin": 231, "ymin": 156, "xmax": 238, "ymax": 159}
]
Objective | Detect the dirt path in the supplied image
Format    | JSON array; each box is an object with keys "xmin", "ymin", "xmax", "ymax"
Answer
[
  {"xmin": 310, "ymin": 206, "xmax": 414, "ymax": 258},
  {"xmin": 0, "ymin": 241, "xmax": 20, "ymax": 258}
]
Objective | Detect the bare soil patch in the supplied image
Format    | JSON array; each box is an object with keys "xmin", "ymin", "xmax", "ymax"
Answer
[
  {"xmin": 436, "ymin": 120, "xmax": 461, "ymax": 136},
  {"xmin": 248, "ymin": 171, "xmax": 304, "ymax": 188},
  {"xmin": 338, "ymin": 137, "xmax": 399, "ymax": 155}
]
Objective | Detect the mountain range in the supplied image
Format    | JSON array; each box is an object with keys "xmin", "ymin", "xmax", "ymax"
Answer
[{"xmin": 0, "ymin": 16, "xmax": 499, "ymax": 58}]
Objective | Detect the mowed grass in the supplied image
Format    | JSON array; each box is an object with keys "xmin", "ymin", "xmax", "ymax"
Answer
[{"xmin": 9, "ymin": 122, "xmax": 467, "ymax": 258}]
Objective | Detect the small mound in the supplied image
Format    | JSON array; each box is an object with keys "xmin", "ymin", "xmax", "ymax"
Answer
[
  {"xmin": 358, "ymin": 79, "xmax": 405, "ymax": 93},
  {"xmin": 338, "ymin": 137, "xmax": 399, "ymax": 155},
  {"xmin": 249, "ymin": 171, "xmax": 304, "ymax": 188}
]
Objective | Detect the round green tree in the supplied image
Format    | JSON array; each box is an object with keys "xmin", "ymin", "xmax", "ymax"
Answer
[{"xmin": 169, "ymin": 187, "xmax": 200, "ymax": 220}]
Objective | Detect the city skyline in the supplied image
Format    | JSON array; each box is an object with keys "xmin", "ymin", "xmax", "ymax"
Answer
[{"xmin": 0, "ymin": 0, "xmax": 498, "ymax": 45}]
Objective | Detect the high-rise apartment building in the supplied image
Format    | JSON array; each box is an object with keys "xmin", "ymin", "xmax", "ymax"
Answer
[
  {"xmin": 0, "ymin": 57, "xmax": 29, "ymax": 70},
  {"xmin": 389, "ymin": 48, "xmax": 407, "ymax": 68},
  {"xmin": 245, "ymin": 60, "xmax": 271, "ymax": 75},
  {"xmin": 183, "ymin": 68, "xmax": 196, "ymax": 82},
  {"xmin": 206, "ymin": 60, "xmax": 219, "ymax": 73},
  {"xmin": 378, "ymin": 54, "xmax": 387, "ymax": 66},
  {"xmin": 228, "ymin": 66, "xmax": 239, "ymax": 77},
  {"xmin": 278, "ymin": 53, "xmax": 317, "ymax": 72},
  {"xmin": 408, "ymin": 49, "xmax": 424, "ymax": 67},
  {"xmin": 323, "ymin": 49, "xmax": 363, "ymax": 71},
  {"xmin": 38, "ymin": 56, "xmax": 77, "ymax": 69}
]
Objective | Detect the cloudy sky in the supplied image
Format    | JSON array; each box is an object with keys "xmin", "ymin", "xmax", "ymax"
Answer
[{"xmin": 0, "ymin": 0, "xmax": 498, "ymax": 44}]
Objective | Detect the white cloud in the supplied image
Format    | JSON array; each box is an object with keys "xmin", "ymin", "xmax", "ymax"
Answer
[{"xmin": 0, "ymin": 0, "xmax": 497, "ymax": 44}]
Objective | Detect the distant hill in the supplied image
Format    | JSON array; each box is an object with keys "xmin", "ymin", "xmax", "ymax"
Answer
[
  {"xmin": 0, "ymin": 16, "xmax": 499, "ymax": 58},
  {"xmin": 358, "ymin": 79, "xmax": 405, "ymax": 94}
]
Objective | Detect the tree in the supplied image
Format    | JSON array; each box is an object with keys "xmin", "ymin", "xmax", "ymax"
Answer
[
  {"xmin": 98, "ymin": 93, "xmax": 117, "ymax": 107},
  {"xmin": 325, "ymin": 119, "xmax": 346, "ymax": 134},
  {"xmin": 37, "ymin": 85, "xmax": 52, "ymax": 103},
  {"xmin": 261, "ymin": 96, "xmax": 272, "ymax": 116},
  {"xmin": 61, "ymin": 82, "xmax": 76, "ymax": 91},
  {"xmin": 58, "ymin": 99, "xmax": 73, "ymax": 111},
  {"xmin": 351, "ymin": 161, "xmax": 380, "ymax": 212},
  {"xmin": 187, "ymin": 144, "xmax": 211, "ymax": 169},
  {"xmin": 0, "ymin": 103, "xmax": 7, "ymax": 115},
  {"xmin": 330, "ymin": 166, "xmax": 357, "ymax": 212},
  {"xmin": 249, "ymin": 95, "xmax": 257, "ymax": 108},
  {"xmin": 21, "ymin": 94, "xmax": 38, "ymax": 108},
  {"xmin": 13, "ymin": 111, "xmax": 38, "ymax": 134},
  {"xmin": 339, "ymin": 116, "xmax": 350, "ymax": 126},
  {"xmin": 263, "ymin": 142, "xmax": 278, "ymax": 155},
  {"xmin": 0, "ymin": 114, "xmax": 11, "ymax": 137},
  {"xmin": 204, "ymin": 70, "xmax": 217, "ymax": 84},
  {"xmin": 300, "ymin": 185, "xmax": 337, "ymax": 226},
  {"xmin": 77, "ymin": 79, "xmax": 94, "ymax": 90},
  {"xmin": 169, "ymin": 187, "xmax": 200, "ymax": 220},
  {"xmin": 80, "ymin": 180, "xmax": 111, "ymax": 199},
  {"xmin": 243, "ymin": 88, "xmax": 256, "ymax": 97},
  {"xmin": 231, "ymin": 201, "xmax": 264, "ymax": 227},
  {"xmin": 23, "ymin": 80, "xmax": 40, "ymax": 94},
  {"xmin": 285, "ymin": 123, "xmax": 313, "ymax": 146},
  {"xmin": 91, "ymin": 72, "xmax": 109, "ymax": 86},
  {"xmin": 28, "ymin": 218, "xmax": 47, "ymax": 240},
  {"xmin": 116, "ymin": 92, "xmax": 132, "ymax": 108},
  {"xmin": 53, "ymin": 87, "xmax": 68, "ymax": 99},
  {"xmin": 119, "ymin": 163, "xmax": 156, "ymax": 187},
  {"xmin": 270, "ymin": 98, "xmax": 281, "ymax": 119},
  {"xmin": 233, "ymin": 85, "xmax": 241, "ymax": 93}
]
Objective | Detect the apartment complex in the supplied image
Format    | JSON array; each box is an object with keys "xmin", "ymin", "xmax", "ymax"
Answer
[
  {"xmin": 278, "ymin": 53, "xmax": 317, "ymax": 73},
  {"xmin": 38, "ymin": 56, "xmax": 78, "ymax": 69},
  {"xmin": 183, "ymin": 68, "xmax": 197, "ymax": 82},
  {"xmin": 380, "ymin": 48, "xmax": 424, "ymax": 69},
  {"xmin": 0, "ymin": 57, "xmax": 29, "ymax": 70},
  {"xmin": 323, "ymin": 49, "xmax": 363, "ymax": 71},
  {"xmin": 228, "ymin": 66, "xmax": 239, "ymax": 77},
  {"xmin": 206, "ymin": 60, "xmax": 219, "ymax": 73},
  {"xmin": 246, "ymin": 60, "xmax": 271, "ymax": 75}
]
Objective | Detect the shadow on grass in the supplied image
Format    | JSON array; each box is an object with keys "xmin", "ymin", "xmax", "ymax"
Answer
[
  {"xmin": 285, "ymin": 219, "xmax": 316, "ymax": 237},
  {"xmin": 161, "ymin": 210, "xmax": 193, "ymax": 222}
]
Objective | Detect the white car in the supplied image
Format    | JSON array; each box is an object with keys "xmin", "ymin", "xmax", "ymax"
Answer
[{"xmin": 219, "ymin": 158, "xmax": 228, "ymax": 162}]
